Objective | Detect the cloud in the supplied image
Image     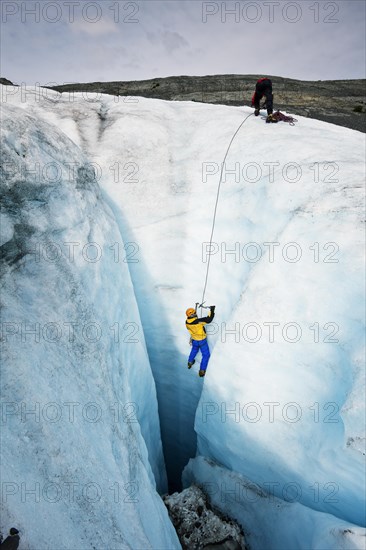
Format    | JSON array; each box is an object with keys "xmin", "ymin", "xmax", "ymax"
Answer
[
  {"xmin": 161, "ymin": 30, "xmax": 189, "ymax": 52},
  {"xmin": 146, "ymin": 30, "xmax": 189, "ymax": 52},
  {"xmin": 69, "ymin": 17, "xmax": 118, "ymax": 36}
]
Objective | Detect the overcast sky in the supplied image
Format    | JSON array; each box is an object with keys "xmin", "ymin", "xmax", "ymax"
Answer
[{"xmin": 1, "ymin": 0, "xmax": 365, "ymax": 84}]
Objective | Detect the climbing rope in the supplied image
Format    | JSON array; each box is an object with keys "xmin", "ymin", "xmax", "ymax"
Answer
[
  {"xmin": 201, "ymin": 111, "xmax": 254, "ymax": 305},
  {"xmin": 272, "ymin": 110, "xmax": 298, "ymax": 125}
]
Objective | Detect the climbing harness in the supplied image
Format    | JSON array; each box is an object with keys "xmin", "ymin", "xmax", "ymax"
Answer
[{"xmin": 200, "ymin": 111, "xmax": 254, "ymax": 306}]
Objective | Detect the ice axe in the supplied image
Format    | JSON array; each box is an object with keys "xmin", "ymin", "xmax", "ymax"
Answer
[{"xmin": 195, "ymin": 301, "xmax": 210, "ymax": 314}]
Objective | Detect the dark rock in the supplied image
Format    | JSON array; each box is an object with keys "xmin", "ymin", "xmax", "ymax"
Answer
[
  {"xmin": 203, "ymin": 538, "xmax": 243, "ymax": 550},
  {"xmin": 163, "ymin": 485, "xmax": 247, "ymax": 550},
  {"xmin": 0, "ymin": 77, "xmax": 15, "ymax": 86}
]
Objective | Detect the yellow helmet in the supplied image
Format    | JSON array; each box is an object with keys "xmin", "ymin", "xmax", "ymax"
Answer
[{"xmin": 186, "ymin": 308, "xmax": 196, "ymax": 317}]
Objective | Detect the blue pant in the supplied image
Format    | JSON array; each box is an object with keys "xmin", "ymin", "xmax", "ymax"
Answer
[{"xmin": 188, "ymin": 339, "xmax": 210, "ymax": 371}]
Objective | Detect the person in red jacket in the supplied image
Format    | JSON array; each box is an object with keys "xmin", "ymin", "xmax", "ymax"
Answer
[{"xmin": 251, "ymin": 78, "xmax": 277, "ymax": 123}]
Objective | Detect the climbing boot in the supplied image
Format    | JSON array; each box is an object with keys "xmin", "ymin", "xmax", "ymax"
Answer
[
  {"xmin": 199, "ymin": 370, "xmax": 206, "ymax": 377},
  {"xmin": 254, "ymin": 108, "xmax": 260, "ymax": 116},
  {"xmin": 266, "ymin": 113, "xmax": 278, "ymax": 123},
  {"xmin": 188, "ymin": 360, "xmax": 195, "ymax": 369}
]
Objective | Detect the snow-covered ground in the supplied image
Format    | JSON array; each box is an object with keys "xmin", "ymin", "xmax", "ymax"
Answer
[{"xmin": 1, "ymin": 85, "xmax": 365, "ymax": 549}]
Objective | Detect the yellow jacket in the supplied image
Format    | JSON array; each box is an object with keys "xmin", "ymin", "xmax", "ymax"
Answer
[{"xmin": 186, "ymin": 306, "xmax": 215, "ymax": 341}]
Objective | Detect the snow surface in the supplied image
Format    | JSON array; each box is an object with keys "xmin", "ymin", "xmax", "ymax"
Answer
[{"xmin": 1, "ymin": 85, "xmax": 365, "ymax": 549}]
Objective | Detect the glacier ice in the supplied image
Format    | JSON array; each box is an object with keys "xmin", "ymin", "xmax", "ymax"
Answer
[
  {"xmin": 0, "ymin": 98, "xmax": 179, "ymax": 549},
  {"xmin": 1, "ymin": 84, "xmax": 365, "ymax": 549},
  {"xmin": 183, "ymin": 456, "xmax": 366, "ymax": 550}
]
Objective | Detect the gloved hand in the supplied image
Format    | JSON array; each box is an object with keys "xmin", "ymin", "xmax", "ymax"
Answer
[{"xmin": 211, "ymin": 305, "xmax": 216, "ymax": 311}]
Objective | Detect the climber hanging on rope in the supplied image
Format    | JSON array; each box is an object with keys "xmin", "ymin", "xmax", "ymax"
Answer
[{"xmin": 186, "ymin": 305, "xmax": 215, "ymax": 377}]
